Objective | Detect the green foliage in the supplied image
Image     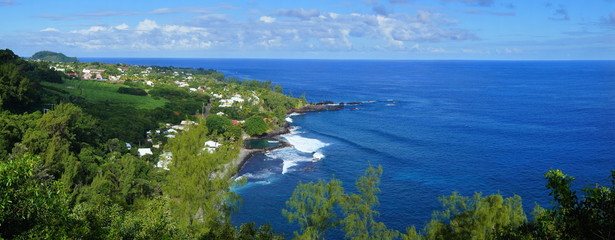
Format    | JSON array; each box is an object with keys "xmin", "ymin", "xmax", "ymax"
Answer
[
  {"xmin": 341, "ymin": 165, "xmax": 399, "ymax": 240},
  {"xmin": 164, "ymin": 122, "xmax": 241, "ymax": 236},
  {"xmin": 244, "ymin": 115, "xmax": 269, "ymax": 136},
  {"xmin": 21, "ymin": 103, "xmax": 98, "ymax": 177},
  {"xmin": 0, "ymin": 62, "xmax": 41, "ymax": 111},
  {"xmin": 0, "ymin": 111, "xmax": 40, "ymax": 158},
  {"xmin": 418, "ymin": 192, "xmax": 526, "ymax": 240},
  {"xmin": 118, "ymin": 86, "xmax": 148, "ymax": 96},
  {"xmin": 206, "ymin": 114, "xmax": 232, "ymax": 135},
  {"xmin": 528, "ymin": 169, "xmax": 615, "ymax": 240},
  {"xmin": 283, "ymin": 166, "xmax": 399, "ymax": 240},
  {"xmin": 0, "ymin": 48, "xmax": 20, "ymax": 63},
  {"xmin": 0, "ymin": 154, "xmax": 73, "ymax": 239},
  {"xmin": 26, "ymin": 62, "xmax": 64, "ymax": 83},
  {"xmin": 283, "ymin": 178, "xmax": 345, "ymax": 239},
  {"xmin": 30, "ymin": 50, "xmax": 78, "ymax": 62}
]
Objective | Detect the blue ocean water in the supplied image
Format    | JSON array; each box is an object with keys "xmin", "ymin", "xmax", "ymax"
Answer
[{"xmin": 83, "ymin": 58, "xmax": 615, "ymax": 237}]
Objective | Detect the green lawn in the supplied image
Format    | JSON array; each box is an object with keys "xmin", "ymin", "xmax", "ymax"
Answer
[{"xmin": 41, "ymin": 79, "xmax": 167, "ymax": 109}]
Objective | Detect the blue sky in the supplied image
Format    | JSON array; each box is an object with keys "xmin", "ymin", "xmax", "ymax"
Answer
[{"xmin": 1, "ymin": 0, "xmax": 614, "ymax": 59}]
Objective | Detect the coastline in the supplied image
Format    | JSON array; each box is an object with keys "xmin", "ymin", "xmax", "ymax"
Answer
[
  {"xmin": 233, "ymin": 102, "xmax": 356, "ymax": 175},
  {"xmin": 233, "ymin": 124, "xmax": 294, "ymax": 175}
]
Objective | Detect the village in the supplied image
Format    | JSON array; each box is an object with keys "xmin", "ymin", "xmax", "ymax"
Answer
[{"xmin": 46, "ymin": 60, "xmax": 302, "ymax": 173}]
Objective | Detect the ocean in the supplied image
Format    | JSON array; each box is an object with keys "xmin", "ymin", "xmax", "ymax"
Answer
[{"xmin": 82, "ymin": 58, "xmax": 615, "ymax": 237}]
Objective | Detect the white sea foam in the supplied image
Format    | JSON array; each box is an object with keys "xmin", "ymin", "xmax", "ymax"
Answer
[
  {"xmin": 267, "ymin": 148, "xmax": 312, "ymax": 174},
  {"xmin": 266, "ymin": 131, "xmax": 330, "ymax": 174},
  {"xmin": 283, "ymin": 134, "xmax": 329, "ymax": 153},
  {"xmin": 285, "ymin": 117, "xmax": 293, "ymax": 123},
  {"xmin": 242, "ymin": 171, "xmax": 274, "ymax": 180},
  {"xmin": 289, "ymin": 112, "xmax": 302, "ymax": 116},
  {"xmin": 313, "ymin": 152, "xmax": 325, "ymax": 160}
]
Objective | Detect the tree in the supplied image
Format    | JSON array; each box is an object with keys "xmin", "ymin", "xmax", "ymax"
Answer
[
  {"xmin": 244, "ymin": 115, "xmax": 269, "ymax": 137},
  {"xmin": 413, "ymin": 192, "xmax": 526, "ymax": 240},
  {"xmin": 22, "ymin": 103, "xmax": 98, "ymax": 178},
  {"xmin": 164, "ymin": 122, "xmax": 241, "ymax": 236},
  {"xmin": 535, "ymin": 169, "xmax": 615, "ymax": 240},
  {"xmin": 283, "ymin": 179, "xmax": 345, "ymax": 239},
  {"xmin": 0, "ymin": 63, "xmax": 40, "ymax": 111},
  {"xmin": 273, "ymin": 84, "xmax": 283, "ymax": 94},
  {"xmin": 206, "ymin": 114, "xmax": 232, "ymax": 135},
  {"xmin": 341, "ymin": 165, "xmax": 399, "ymax": 240},
  {"xmin": 0, "ymin": 154, "xmax": 76, "ymax": 239}
]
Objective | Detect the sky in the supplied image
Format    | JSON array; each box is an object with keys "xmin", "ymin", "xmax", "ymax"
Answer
[{"xmin": 0, "ymin": 0, "xmax": 614, "ymax": 60}]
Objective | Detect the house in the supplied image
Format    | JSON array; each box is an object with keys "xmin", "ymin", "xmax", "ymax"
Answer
[
  {"xmin": 157, "ymin": 152, "xmax": 172, "ymax": 170},
  {"xmin": 145, "ymin": 81, "xmax": 154, "ymax": 86},
  {"xmin": 205, "ymin": 140, "xmax": 222, "ymax": 148},
  {"xmin": 203, "ymin": 140, "xmax": 222, "ymax": 153},
  {"xmin": 95, "ymin": 73, "xmax": 103, "ymax": 80},
  {"xmin": 82, "ymin": 72, "xmax": 92, "ymax": 79},
  {"xmin": 181, "ymin": 120, "xmax": 197, "ymax": 126},
  {"xmin": 138, "ymin": 148, "xmax": 153, "ymax": 157}
]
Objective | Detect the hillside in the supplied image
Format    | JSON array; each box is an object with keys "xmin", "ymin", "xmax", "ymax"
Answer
[{"xmin": 30, "ymin": 50, "xmax": 78, "ymax": 62}]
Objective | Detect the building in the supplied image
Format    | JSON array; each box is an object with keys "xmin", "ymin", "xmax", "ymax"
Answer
[{"xmin": 138, "ymin": 148, "xmax": 153, "ymax": 157}]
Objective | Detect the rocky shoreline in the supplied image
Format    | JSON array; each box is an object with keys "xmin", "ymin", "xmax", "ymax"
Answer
[
  {"xmin": 288, "ymin": 101, "xmax": 363, "ymax": 113},
  {"xmin": 234, "ymin": 101, "xmax": 362, "ymax": 175},
  {"xmin": 234, "ymin": 125, "xmax": 294, "ymax": 174}
]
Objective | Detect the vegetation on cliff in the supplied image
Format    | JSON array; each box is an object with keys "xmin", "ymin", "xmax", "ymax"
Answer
[{"xmin": 29, "ymin": 50, "xmax": 78, "ymax": 63}]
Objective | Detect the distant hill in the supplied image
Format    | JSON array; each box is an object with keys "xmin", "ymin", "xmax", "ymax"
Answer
[{"xmin": 30, "ymin": 51, "xmax": 78, "ymax": 62}]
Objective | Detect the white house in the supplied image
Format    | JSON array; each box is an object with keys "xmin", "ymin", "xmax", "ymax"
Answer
[
  {"xmin": 157, "ymin": 152, "xmax": 172, "ymax": 170},
  {"xmin": 203, "ymin": 140, "xmax": 222, "ymax": 153},
  {"xmin": 138, "ymin": 148, "xmax": 153, "ymax": 157}
]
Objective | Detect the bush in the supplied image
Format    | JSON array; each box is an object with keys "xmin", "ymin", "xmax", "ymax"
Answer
[{"xmin": 244, "ymin": 115, "xmax": 269, "ymax": 136}]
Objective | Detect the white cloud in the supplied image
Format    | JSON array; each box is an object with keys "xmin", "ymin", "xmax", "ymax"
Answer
[
  {"xmin": 115, "ymin": 24, "xmax": 129, "ymax": 30},
  {"xmin": 5, "ymin": 9, "xmax": 478, "ymax": 54},
  {"xmin": 40, "ymin": 27, "xmax": 59, "ymax": 32},
  {"xmin": 136, "ymin": 19, "xmax": 159, "ymax": 32},
  {"xmin": 259, "ymin": 16, "xmax": 276, "ymax": 23}
]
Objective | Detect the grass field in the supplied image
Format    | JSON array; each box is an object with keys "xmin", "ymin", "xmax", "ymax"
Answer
[{"xmin": 41, "ymin": 79, "xmax": 167, "ymax": 109}]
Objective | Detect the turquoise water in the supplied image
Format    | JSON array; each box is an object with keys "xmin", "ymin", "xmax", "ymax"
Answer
[{"xmin": 82, "ymin": 58, "xmax": 615, "ymax": 237}]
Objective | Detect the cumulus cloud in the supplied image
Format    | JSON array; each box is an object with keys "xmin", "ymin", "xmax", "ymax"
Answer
[
  {"xmin": 40, "ymin": 27, "xmax": 59, "ymax": 32},
  {"xmin": 259, "ymin": 16, "xmax": 276, "ymax": 23},
  {"xmin": 8, "ymin": 10, "xmax": 478, "ymax": 53}
]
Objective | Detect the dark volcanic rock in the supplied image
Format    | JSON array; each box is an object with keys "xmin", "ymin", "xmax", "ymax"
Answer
[
  {"xmin": 289, "ymin": 103, "xmax": 346, "ymax": 113},
  {"xmin": 288, "ymin": 105, "xmax": 327, "ymax": 113},
  {"xmin": 347, "ymin": 102, "xmax": 363, "ymax": 105},
  {"xmin": 326, "ymin": 105, "xmax": 344, "ymax": 111},
  {"xmin": 315, "ymin": 101, "xmax": 334, "ymax": 105}
]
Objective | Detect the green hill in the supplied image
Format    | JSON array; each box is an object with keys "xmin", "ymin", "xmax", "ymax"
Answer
[{"xmin": 30, "ymin": 50, "xmax": 78, "ymax": 62}]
